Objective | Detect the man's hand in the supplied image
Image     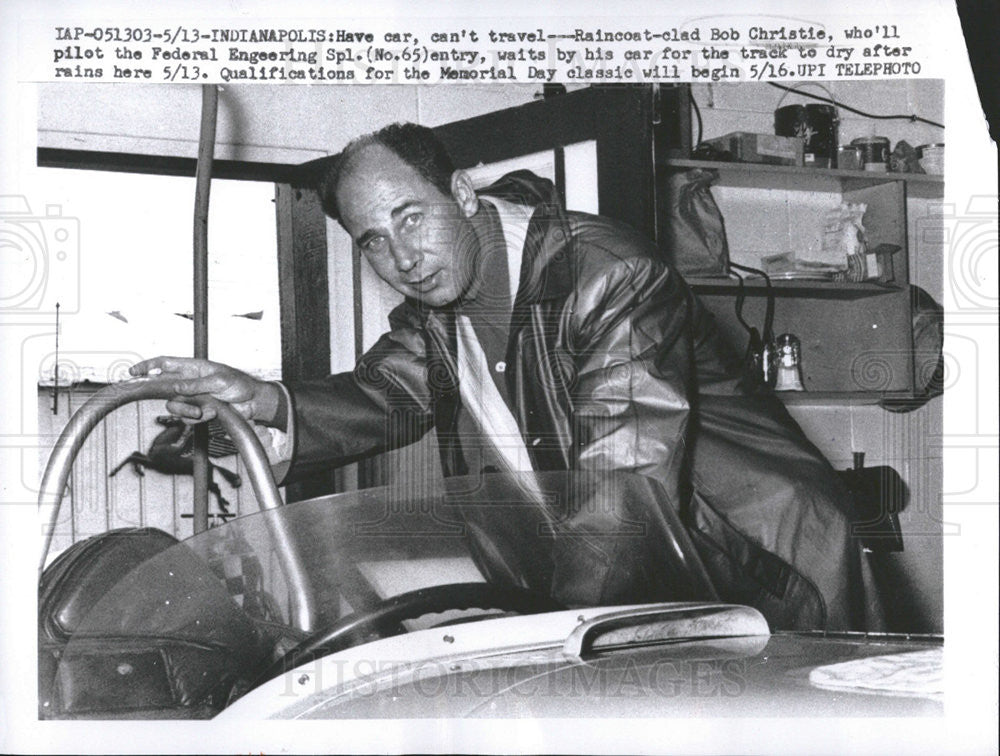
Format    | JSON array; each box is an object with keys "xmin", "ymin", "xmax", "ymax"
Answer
[{"xmin": 129, "ymin": 356, "xmax": 283, "ymax": 427}]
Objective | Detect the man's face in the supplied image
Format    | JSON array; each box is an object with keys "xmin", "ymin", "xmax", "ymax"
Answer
[{"xmin": 336, "ymin": 143, "xmax": 479, "ymax": 307}]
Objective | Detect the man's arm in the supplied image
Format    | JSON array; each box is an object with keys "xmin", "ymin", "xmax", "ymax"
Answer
[
  {"xmin": 130, "ymin": 322, "xmax": 437, "ymax": 484},
  {"xmin": 282, "ymin": 325, "xmax": 436, "ymax": 480},
  {"xmin": 544, "ymin": 244, "xmax": 698, "ymax": 608},
  {"xmin": 568, "ymin": 249, "xmax": 695, "ymax": 512}
]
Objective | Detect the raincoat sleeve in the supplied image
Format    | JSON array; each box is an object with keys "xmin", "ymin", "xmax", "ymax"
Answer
[
  {"xmin": 281, "ymin": 312, "xmax": 436, "ymax": 483},
  {"xmin": 541, "ymin": 233, "xmax": 704, "ymax": 608},
  {"xmin": 567, "ymin": 236, "xmax": 696, "ymax": 516}
]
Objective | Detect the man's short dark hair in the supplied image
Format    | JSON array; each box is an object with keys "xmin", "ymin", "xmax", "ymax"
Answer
[{"xmin": 318, "ymin": 122, "xmax": 456, "ymax": 220}]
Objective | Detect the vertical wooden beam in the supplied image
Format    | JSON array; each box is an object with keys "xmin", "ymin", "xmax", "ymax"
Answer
[
  {"xmin": 350, "ymin": 233, "xmax": 384, "ymax": 489},
  {"xmin": 275, "ymin": 183, "xmax": 339, "ymax": 501},
  {"xmin": 592, "ymin": 88, "xmax": 656, "ymax": 241}
]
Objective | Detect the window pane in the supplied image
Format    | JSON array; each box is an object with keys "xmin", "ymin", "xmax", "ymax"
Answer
[{"xmin": 36, "ymin": 169, "xmax": 280, "ymax": 384}]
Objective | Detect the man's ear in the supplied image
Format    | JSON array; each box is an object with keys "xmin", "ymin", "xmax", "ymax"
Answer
[{"xmin": 450, "ymin": 170, "xmax": 479, "ymax": 217}]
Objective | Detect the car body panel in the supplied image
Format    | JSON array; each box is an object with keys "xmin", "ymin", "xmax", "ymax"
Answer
[{"xmin": 220, "ymin": 608, "xmax": 942, "ymax": 720}]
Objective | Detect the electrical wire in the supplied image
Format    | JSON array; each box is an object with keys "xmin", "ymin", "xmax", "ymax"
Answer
[
  {"xmin": 729, "ymin": 262, "xmax": 775, "ymax": 341},
  {"xmin": 732, "ymin": 268, "xmax": 752, "ymax": 334},
  {"xmin": 690, "ymin": 91, "xmax": 704, "ymax": 146},
  {"xmin": 767, "ymin": 81, "xmax": 945, "ymax": 129}
]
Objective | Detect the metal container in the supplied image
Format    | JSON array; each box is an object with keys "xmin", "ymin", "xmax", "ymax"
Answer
[
  {"xmin": 917, "ymin": 143, "xmax": 944, "ymax": 174},
  {"xmin": 775, "ymin": 104, "xmax": 839, "ymax": 168},
  {"xmin": 774, "ymin": 333, "xmax": 805, "ymax": 391},
  {"xmin": 851, "ymin": 137, "xmax": 891, "ymax": 172},
  {"xmin": 837, "ymin": 145, "xmax": 863, "ymax": 171}
]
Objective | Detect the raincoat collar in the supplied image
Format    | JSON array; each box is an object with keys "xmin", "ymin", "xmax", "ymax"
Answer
[{"xmin": 475, "ymin": 170, "xmax": 575, "ymax": 305}]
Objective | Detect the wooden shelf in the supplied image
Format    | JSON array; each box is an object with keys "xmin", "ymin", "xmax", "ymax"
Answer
[
  {"xmin": 688, "ymin": 277, "xmax": 902, "ymax": 300},
  {"xmin": 659, "ymin": 157, "xmax": 944, "ymax": 187},
  {"xmin": 657, "ymin": 147, "xmax": 922, "ymax": 398},
  {"xmin": 776, "ymin": 391, "xmax": 915, "ymax": 406}
]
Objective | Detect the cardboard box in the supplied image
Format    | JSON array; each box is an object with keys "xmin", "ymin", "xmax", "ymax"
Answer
[{"xmin": 702, "ymin": 132, "xmax": 804, "ymax": 166}]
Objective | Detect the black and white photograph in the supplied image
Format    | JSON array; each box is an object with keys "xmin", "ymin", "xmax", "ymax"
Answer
[{"xmin": 1, "ymin": 1, "xmax": 997, "ymax": 754}]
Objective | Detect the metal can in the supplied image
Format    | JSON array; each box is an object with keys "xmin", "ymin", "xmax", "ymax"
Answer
[
  {"xmin": 837, "ymin": 145, "xmax": 863, "ymax": 170},
  {"xmin": 917, "ymin": 143, "xmax": 944, "ymax": 174},
  {"xmin": 851, "ymin": 136, "xmax": 891, "ymax": 172}
]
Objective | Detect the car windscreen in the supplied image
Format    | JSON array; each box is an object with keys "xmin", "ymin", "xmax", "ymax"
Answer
[{"xmin": 52, "ymin": 470, "xmax": 711, "ymax": 643}]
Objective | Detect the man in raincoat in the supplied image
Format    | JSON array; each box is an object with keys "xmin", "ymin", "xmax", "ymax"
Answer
[{"xmin": 134, "ymin": 123, "xmax": 882, "ymax": 631}]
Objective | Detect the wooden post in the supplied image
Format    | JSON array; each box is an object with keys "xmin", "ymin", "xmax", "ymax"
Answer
[{"xmin": 275, "ymin": 182, "xmax": 339, "ymax": 500}]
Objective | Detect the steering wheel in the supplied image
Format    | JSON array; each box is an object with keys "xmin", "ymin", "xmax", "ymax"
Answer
[{"xmin": 258, "ymin": 582, "xmax": 563, "ymax": 683}]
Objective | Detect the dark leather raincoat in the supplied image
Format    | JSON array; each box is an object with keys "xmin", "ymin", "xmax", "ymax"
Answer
[{"xmin": 284, "ymin": 171, "xmax": 882, "ymax": 631}]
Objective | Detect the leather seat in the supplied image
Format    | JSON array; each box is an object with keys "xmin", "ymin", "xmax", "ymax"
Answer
[{"xmin": 39, "ymin": 527, "xmax": 267, "ymax": 719}]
